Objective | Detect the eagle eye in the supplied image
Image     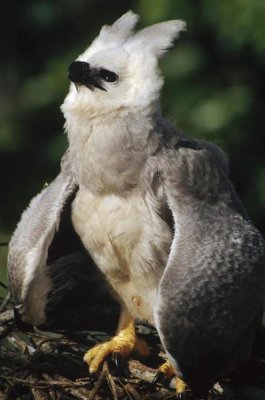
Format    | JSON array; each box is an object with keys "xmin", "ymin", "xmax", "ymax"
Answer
[{"xmin": 99, "ymin": 69, "xmax": 119, "ymax": 83}]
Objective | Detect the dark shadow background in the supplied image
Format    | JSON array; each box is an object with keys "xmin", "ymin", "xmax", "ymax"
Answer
[{"xmin": 1, "ymin": 0, "xmax": 265, "ymax": 246}]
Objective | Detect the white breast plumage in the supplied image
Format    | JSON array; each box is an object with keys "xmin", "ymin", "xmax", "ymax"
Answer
[{"xmin": 72, "ymin": 188, "xmax": 172, "ymax": 323}]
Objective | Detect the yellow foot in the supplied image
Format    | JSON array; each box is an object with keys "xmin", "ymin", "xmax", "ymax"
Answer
[
  {"xmin": 153, "ymin": 360, "xmax": 176, "ymax": 383},
  {"xmin": 176, "ymin": 377, "xmax": 191, "ymax": 399},
  {"xmin": 83, "ymin": 312, "xmax": 150, "ymax": 373},
  {"xmin": 176, "ymin": 377, "xmax": 188, "ymax": 392}
]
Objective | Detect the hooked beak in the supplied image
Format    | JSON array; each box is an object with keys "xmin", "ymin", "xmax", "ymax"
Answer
[{"xmin": 68, "ymin": 61, "xmax": 106, "ymax": 91}]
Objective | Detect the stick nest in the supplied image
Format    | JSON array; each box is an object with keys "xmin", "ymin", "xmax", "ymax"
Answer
[{"xmin": 1, "ymin": 285, "xmax": 265, "ymax": 400}]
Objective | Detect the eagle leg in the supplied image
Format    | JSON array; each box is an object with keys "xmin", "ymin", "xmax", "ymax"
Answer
[
  {"xmin": 83, "ymin": 309, "xmax": 150, "ymax": 373},
  {"xmin": 153, "ymin": 361, "xmax": 192, "ymax": 399}
]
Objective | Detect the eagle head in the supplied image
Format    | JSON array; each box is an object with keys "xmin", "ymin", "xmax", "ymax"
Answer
[{"xmin": 61, "ymin": 11, "xmax": 186, "ymax": 120}]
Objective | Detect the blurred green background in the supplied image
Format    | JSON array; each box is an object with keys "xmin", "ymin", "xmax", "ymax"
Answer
[{"xmin": 1, "ymin": 0, "xmax": 265, "ymax": 284}]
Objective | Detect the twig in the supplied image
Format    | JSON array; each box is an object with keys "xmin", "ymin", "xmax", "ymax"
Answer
[
  {"xmin": 124, "ymin": 383, "xmax": 142, "ymax": 400},
  {"xmin": 0, "ymin": 309, "xmax": 14, "ymax": 324},
  {"xmin": 41, "ymin": 374, "xmax": 61, "ymax": 400},
  {"xmin": 0, "ymin": 392, "xmax": 10, "ymax": 400},
  {"xmin": 31, "ymin": 386, "xmax": 51, "ymax": 400},
  {"xmin": 104, "ymin": 362, "xmax": 119, "ymax": 400},
  {"xmin": 128, "ymin": 359, "xmax": 175, "ymax": 390},
  {"xmin": 119, "ymin": 383, "xmax": 134, "ymax": 400},
  {"xmin": 0, "ymin": 390, "xmax": 10, "ymax": 400},
  {"xmin": 0, "ymin": 292, "xmax": 11, "ymax": 313},
  {"xmin": 64, "ymin": 387, "xmax": 91, "ymax": 400},
  {"xmin": 0, "ymin": 325, "xmax": 13, "ymax": 341},
  {"xmin": 6, "ymin": 333, "xmax": 28, "ymax": 353},
  {"xmin": 147, "ymin": 393, "xmax": 176, "ymax": 400},
  {"xmin": 87, "ymin": 366, "xmax": 107, "ymax": 400},
  {"xmin": 4, "ymin": 376, "xmax": 93, "ymax": 389}
]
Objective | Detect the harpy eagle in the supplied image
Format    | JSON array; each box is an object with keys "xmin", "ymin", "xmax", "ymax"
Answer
[{"xmin": 8, "ymin": 11, "xmax": 265, "ymax": 398}]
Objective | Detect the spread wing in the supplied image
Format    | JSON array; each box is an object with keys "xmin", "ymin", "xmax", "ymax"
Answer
[
  {"xmin": 154, "ymin": 140, "xmax": 265, "ymax": 395},
  {"xmin": 7, "ymin": 151, "xmax": 77, "ymax": 326},
  {"xmin": 8, "ymin": 150, "xmax": 120, "ymax": 330}
]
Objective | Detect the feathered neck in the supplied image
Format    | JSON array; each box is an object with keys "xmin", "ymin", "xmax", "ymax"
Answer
[
  {"xmin": 64, "ymin": 99, "xmax": 162, "ymax": 145},
  {"xmin": 64, "ymin": 100, "xmax": 163, "ymax": 193}
]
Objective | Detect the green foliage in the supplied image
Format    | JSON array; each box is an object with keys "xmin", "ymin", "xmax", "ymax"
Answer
[{"xmin": 1, "ymin": 0, "xmax": 265, "ymax": 241}]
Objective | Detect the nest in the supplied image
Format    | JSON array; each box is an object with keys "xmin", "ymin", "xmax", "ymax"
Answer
[{"xmin": 1, "ymin": 282, "xmax": 265, "ymax": 400}]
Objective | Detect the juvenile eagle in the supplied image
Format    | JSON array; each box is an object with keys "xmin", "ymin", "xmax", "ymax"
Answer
[{"xmin": 8, "ymin": 11, "xmax": 265, "ymax": 398}]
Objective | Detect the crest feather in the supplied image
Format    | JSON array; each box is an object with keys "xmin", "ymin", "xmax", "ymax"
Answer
[
  {"xmin": 127, "ymin": 20, "xmax": 186, "ymax": 58},
  {"xmin": 99, "ymin": 10, "xmax": 139, "ymax": 44}
]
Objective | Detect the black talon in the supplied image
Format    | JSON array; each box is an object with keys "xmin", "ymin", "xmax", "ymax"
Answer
[
  {"xmin": 176, "ymin": 392, "xmax": 193, "ymax": 400},
  {"xmin": 88, "ymin": 369, "xmax": 96, "ymax": 378},
  {"xmin": 176, "ymin": 393, "xmax": 187, "ymax": 400},
  {"xmin": 112, "ymin": 352, "xmax": 122, "ymax": 370},
  {"xmin": 152, "ymin": 370, "xmax": 165, "ymax": 385},
  {"xmin": 176, "ymin": 394, "xmax": 184, "ymax": 400}
]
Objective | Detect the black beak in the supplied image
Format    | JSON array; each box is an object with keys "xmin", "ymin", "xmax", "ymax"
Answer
[
  {"xmin": 68, "ymin": 61, "xmax": 90, "ymax": 85},
  {"xmin": 68, "ymin": 61, "xmax": 106, "ymax": 91}
]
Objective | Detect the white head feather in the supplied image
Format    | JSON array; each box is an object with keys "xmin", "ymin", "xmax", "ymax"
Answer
[{"xmin": 61, "ymin": 11, "xmax": 186, "ymax": 120}]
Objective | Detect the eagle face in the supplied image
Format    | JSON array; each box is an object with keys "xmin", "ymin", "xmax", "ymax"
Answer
[
  {"xmin": 68, "ymin": 60, "xmax": 119, "ymax": 92},
  {"xmin": 65, "ymin": 46, "xmax": 132, "ymax": 114},
  {"xmin": 61, "ymin": 11, "xmax": 186, "ymax": 119},
  {"xmin": 68, "ymin": 48, "xmax": 125, "ymax": 93}
]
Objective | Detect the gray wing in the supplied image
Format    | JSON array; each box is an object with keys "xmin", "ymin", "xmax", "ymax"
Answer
[
  {"xmin": 154, "ymin": 140, "xmax": 265, "ymax": 396},
  {"xmin": 8, "ymin": 151, "xmax": 120, "ymax": 331},
  {"xmin": 7, "ymin": 151, "xmax": 77, "ymax": 326}
]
